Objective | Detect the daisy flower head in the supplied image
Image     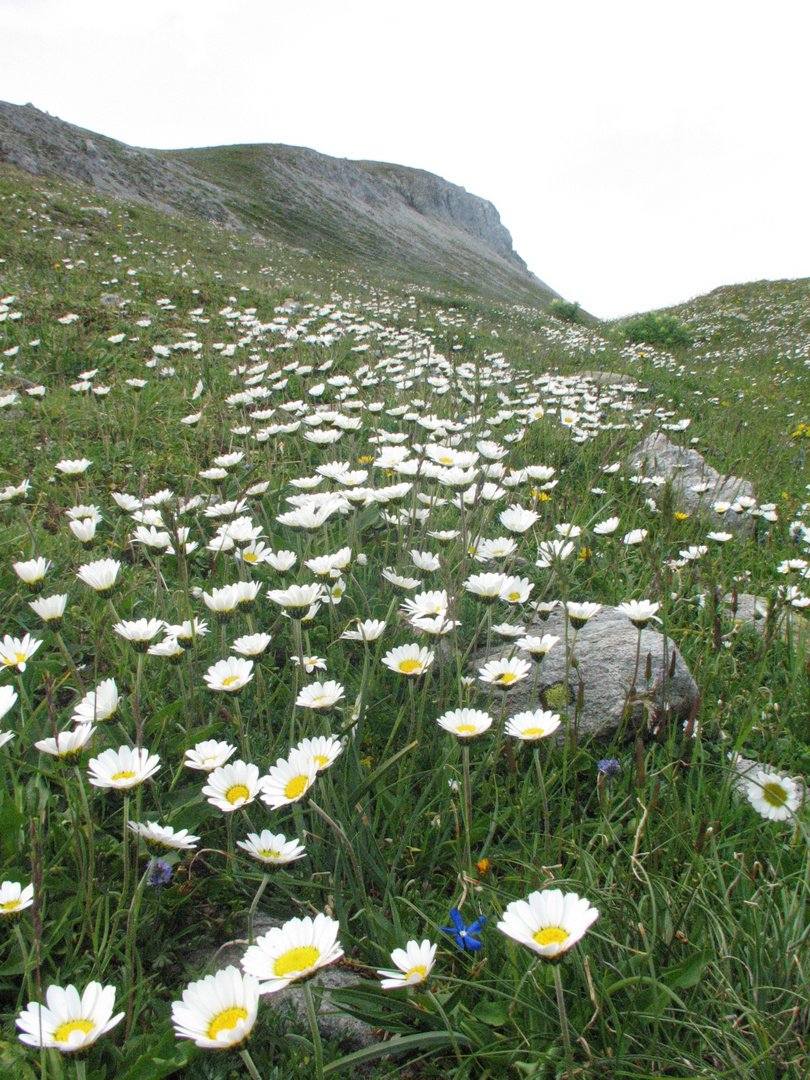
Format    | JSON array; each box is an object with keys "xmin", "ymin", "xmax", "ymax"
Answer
[
  {"xmin": 464, "ymin": 572, "xmax": 506, "ymax": 605},
  {"xmin": 564, "ymin": 602, "xmax": 602, "ymax": 630},
  {"xmin": 204, "ymin": 656, "xmax": 254, "ymax": 693},
  {"xmin": 261, "ymin": 750, "xmax": 319, "ymax": 809},
  {"xmin": 72, "ymin": 678, "xmax": 119, "ymax": 724},
  {"xmin": 499, "ymin": 505, "xmax": 539, "ymax": 534},
  {"xmin": 202, "ymin": 760, "xmax": 263, "ymax": 813},
  {"xmin": 29, "ymin": 593, "xmax": 68, "ymax": 626},
  {"xmin": 295, "ymin": 680, "xmax": 344, "ymax": 711},
  {"xmin": 746, "ymin": 770, "xmax": 802, "ymax": 822},
  {"xmin": 291, "ymin": 653, "xmax": 327, "ymax": 673},
  {"xmin": 35, "ymin": 724, "xmax": 95, "ymax": 761},
  {"xmin": 0, "ymin": 685, "xmax": 18, "ymax": 722},
  {"xmin": 128, "ymin": 821, "xmax": 200, "ymax": 851},
  {"xmin": 623, "ymin": 529, "xmax": 648, "ymax": 546},
  {"xmin": 88, "ymin": 746, "xmax": 160, "ymax": 791},
  {"xmin": 617, "ymin": 599, "xmax": 661, "ymax": 629},
  {"xmin": 55, "ymin": 458, "xmax": 92, "ymax": 476},
  {"xmin": 265, "ymin": 549, "xmax": 297, "ymax": 572},
  {"xmin": 231, "ymin": 632, "xmax": 272, "ymax": 657},
  {"xmin": 113, "ymin": 618, "xmax": 164, "ymax": 651},
  {"xmin": 0, "ymin": 880, "xmax": 34, "ymax": 916},
  {"xmin": 267, "ymin": 582, "xmax": 324, "ymax": 615},
  {"xmin": 241, "ymin": 912, "xmax": 343, "ymax": 993},
  {"xmin": 295, "ymin": 735, "xmax": 343, "ymax": 772},
  {"xmin": 171, "ymin": 966, "xmax": 259, "ymax": 1049},
  {"xmin": 499, "ymin": 576, "xmax": 534, "ymax": 604},
  {"xmin": 478, "ymin": 655, "xmax": 532, "ymax": 689},
  {"xmin": 340, "ymin": 618, "xmax": 386, "ymax": 642},
  {"xmin": 76, "ymin": 558, "xmax": 120, "ymax": 594},
  {"xmin": 377, "ymin": 939, "xmax": 437, "ymax": 989},
  {"xmin": 381, "ymin": 643, "xmax": 434, "ymax": 678},
  {"xmin": 237, "ymin": 830, "xmax": 306, "ymax": 866},
  {"xmin": 436, "ymin": 708, "xmax": 493, "ymax": 739},
  {"xmin": 184, "ymin": 738, "xmax": 237, "ymax": 772},
  {"xmin": 593, "ymin": 516, "xmax": 620, "ymax": 536},
  {"xmin": 516, "ymin": 634, "xmax": 559, "ymax": 657},
  {"xmin": 13, "ymin": 556, "xmax": 52, "ymax": 590},
  {"xmin": 202, "ymin": 584, "xmax": 240, "ymax": 618},
  {"xmin": 0, "ymin": 633, "xmax": 42, "ymax": 673},
  {"xmin": 498, "ymin": 888, "xmax": 599, "ymax": 959},
  {"xmin": 17, "ymin": 982, "xmax": 123, "ymax": 1053},
  {"xmin": 505, "ymin": 709, "xmax": 561, "ymax": 741},
  {"xmin": 381, "ymin": 568, "xmax": 421, "ymax": 593}
]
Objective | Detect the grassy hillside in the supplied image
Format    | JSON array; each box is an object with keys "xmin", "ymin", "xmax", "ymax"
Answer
[{"xmin": 0, "ymin": 160, "xmax": 808, "ymax": 1080}]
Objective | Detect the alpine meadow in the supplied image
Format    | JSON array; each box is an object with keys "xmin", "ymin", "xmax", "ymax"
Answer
[{"xmin": 0, "ymin": 103, "xmax": 808, "ymax": 1080}]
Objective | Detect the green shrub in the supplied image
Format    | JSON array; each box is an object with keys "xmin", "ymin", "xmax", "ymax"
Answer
[
  {"xmin": 623, "ymin": 311, "xmax": 692, "ymax": 349},
  {"xmin": 549, "ymin": 298, "xmax": 580, "ymax": 322}
]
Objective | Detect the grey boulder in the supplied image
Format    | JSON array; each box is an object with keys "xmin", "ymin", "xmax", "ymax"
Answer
[
  {"xmin": 476, "ymin": 605, "xmax": 698, "ymax": 743},
  {"xmin": 628, "ymin": 432, "xmax": 755, "ymax": 533}
]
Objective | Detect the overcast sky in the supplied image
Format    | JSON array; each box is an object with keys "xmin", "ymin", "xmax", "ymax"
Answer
[{"xmin": 2, "ymin": 0, "xmax": 808, "ymax": 319}]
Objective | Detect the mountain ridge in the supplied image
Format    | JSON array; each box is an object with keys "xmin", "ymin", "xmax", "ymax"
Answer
[{"xmin": 0, "ymin": 100, "xmax": 559, "ymax": 307}]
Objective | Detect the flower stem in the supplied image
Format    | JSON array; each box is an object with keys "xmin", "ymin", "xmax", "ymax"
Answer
[
  {"xmin": 461, "ymin": 744, "xmax": 473, "ymax": 877},
  {"xmin": 120, "ymin": 794, "xmax": 131, "ymax": 913},
  {"xmin": 552, "ymin": 963, "xmax": 575, "ymax": 1079},
  {"xmin": 309, "ymin": 798, "xmax": 364, "ymax": 893},
  {"xmin": 239, "ymin": 1047, "xmax": 265, "ymax": 1080},
  {"xmin": 248, "ymin": 872, "xmax": 270, "ymax": 945},
  {"xmin": 534, "ymin": 746, "xmax": 551, "ymax": 862},
  {"xmin": 302, "ymin": 980, "xmax": 324, "ymax": 1080}
]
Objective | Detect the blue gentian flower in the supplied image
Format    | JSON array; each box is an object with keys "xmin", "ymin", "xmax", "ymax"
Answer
[{"xmin": 440, "ymin": 907, "xmax": 485, "ymax": 952}]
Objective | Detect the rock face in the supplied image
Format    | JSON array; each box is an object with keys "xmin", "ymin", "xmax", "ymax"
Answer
[
  {"xmin": 627, "ymin": 433, "xmax": 755, "ymax": 532},
  {"xmin": 0, "ymin": 100, "xmax": 559, "ymax": 307},
  {"xmin": 476, "ymin": 605, "xmax": 699, "ymax": 743}
]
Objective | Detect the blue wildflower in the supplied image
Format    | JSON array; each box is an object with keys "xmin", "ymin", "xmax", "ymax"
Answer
[
  {"xmin": 597, "ymin": 759, "xmax": 621, "ymax": 779},
  {"xmin": 147, "ymin": 859, "xmax": 174, "ymax": 888},
  {"xmin": 440, "ymin": 907, "xmax": 485, "ymax": 952}
]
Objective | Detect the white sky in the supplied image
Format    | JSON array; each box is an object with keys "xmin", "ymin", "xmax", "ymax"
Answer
[{"xmin": 2, "ymin": 0, "xmax": 809, "ymax": 319}]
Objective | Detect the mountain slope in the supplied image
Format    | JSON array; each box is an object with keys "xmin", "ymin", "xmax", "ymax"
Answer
[{"xmin": 0, "ymin": 100, "xmax": 558, "ymax": 307}]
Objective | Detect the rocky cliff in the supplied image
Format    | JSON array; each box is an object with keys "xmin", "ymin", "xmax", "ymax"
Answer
[{"xmin": 0, "ymin": 100, "xmax": 557, "ymax": 306}]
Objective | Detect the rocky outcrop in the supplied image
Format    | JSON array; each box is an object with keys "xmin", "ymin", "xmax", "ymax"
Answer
[
  {"xmin": 476, "ymin": 605, "xmax": 698, "ymax": 743},
  {"xmin": 628, "ymin": 432, "xmax": 755, "ymax": 532}
]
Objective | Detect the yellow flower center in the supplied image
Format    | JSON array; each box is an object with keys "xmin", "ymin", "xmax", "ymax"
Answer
[
  {"xmin": 533, "ymin": 926, "xmax": 569, "ymax": 947},
  {"xmin": 763, "ymin": 783, "xmax": 788, "ymax": 808},
  {"xmin": 221, "ymin": 676, "xmax": 240, "ymax": 688},
  {"xmin": 522, "ymin": 727, "xmax": 545, "ymax": 738},
  {"xmin": 207, "ymin": 1006, "xmax": 249, "ymax": 1041},
  {"xmin": 53, "ymin": 1019, "xmax": 95, "ymax": 1044},
  {"xmin": 439, "ymin": 456, "xmax": 454, "ymax": 464},
  {"xmin": 243, "ymin": 553, "xmax": 258, "ymax": 563},
  {"xmin": 405, "ymin": 964, "xmax": 427, "ymax": 982},
  {"xmin": 226, "ymin": 784, "xmax": 250, "ymax": 804},
  {"xmin": 0, "ymin": 899, "xmax": 21, "ymax": 912},
  {"xmin": 258, "ymin": 850, "xmax": 280, "ymax": 859},
  {"xmin": 112, "ymin": 771, "xmax": 137, "ymax": 781},
  {"xmin": 15, "ymin": 653, "xmax": 26, "ymax": 664},
  {"xmin": 284, "ymin": 775, "xmax": 309, "ymax": 800},
  {"xmin": 313, "ymin": 755, "xmax": 329, "ymax": 768},
  {"xmin": 273, "ymin": 945, "xmax": 320, "ymax": 978},
  {"xmin": 398, "ymin": 659, "xmax": 421, "ymax": 674},
  {"xmin": 507, "ymin": 592, "xmax": 520, "ymax": 602},
  {"xmin": 456, "ymin": 725, "xmax": 477, "ymax": 734},
  {"xmin": 498, "ymin": 672, "xmax": 517, "ymax": 685}
]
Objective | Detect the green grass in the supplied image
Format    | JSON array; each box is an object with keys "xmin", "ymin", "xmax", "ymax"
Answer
[{"xmin": 0, "ymin": 160, "xmax": 808, "ymax": 1080}]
